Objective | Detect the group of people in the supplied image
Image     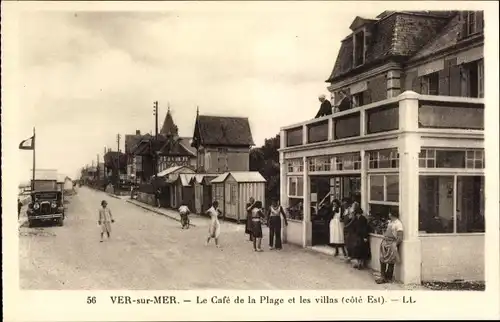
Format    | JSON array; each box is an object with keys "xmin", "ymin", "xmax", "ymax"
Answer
[
  {"xmin": 323, "ymin": 197, "xmax": 404, "ymax": 283},
  {"xmin": 244, "ymin": 197, "xmax": 288, "ymax": 252}
]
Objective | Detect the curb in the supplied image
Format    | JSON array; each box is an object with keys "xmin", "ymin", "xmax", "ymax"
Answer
[
  {"xmin": 107, "ymin": 193, "xmax": 122, "ymax": 200},
  {"xmin": 126, "ymin": 200, "xmax": 197, "ymax": 227}
]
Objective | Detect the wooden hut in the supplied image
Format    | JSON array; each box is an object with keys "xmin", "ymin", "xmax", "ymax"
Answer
[
  {"xmin": 171, "ymin": 173, "xmax": 196, "ymax": 210},
  {"xmin": 157, "ymin": 165, "xmax": 195, "ymax": 208},
  {"xmin": 211, "ymin": 171, "xmax": 266, "ymax": 223},
  {"xmin": 190, "ymin": 174, "xmax": 218, "ymax": 214}
]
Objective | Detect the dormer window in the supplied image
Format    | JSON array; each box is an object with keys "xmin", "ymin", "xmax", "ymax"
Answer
[
  {"xmin": 466, "ymin": 12, "xmax": 477, "ymax": 35},
  {"xmin": 354, "ymin": 30, "xmax": 365, "ymax": 67}
]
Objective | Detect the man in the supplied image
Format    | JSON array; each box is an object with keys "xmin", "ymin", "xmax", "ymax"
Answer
[
  {"xmin": 315, "ymin": 94, "xmax": 332, "ymax": 118},
  {"xmin": 377, "ymin": 211, "xmax": 404, "ymax": 284},
  {"xmin": 155, "ymin": 188, "xmax": 161, "ymax": 208}
]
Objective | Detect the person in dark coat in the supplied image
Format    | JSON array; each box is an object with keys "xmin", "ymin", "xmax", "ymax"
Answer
[
  {"xmin": 342, "ymin": 198, "xmax": 355, "ymax": 263},
  {"xmin": 315, "ymin": 94, "xmax": 332, "ymax": 118},
  {"xmin": 350, "ymin": 202, "xmax": 371, "ymax": 269},
  {"xmin": 245, "ymin": 197, "xmax": 256, "ymax": 242},
  {"xmin": 18, "ymin": 198, "xmax": 23, "ymax": 219}
]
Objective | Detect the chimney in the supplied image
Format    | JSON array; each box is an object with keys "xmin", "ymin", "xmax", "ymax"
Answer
[{"xmin": 136, "ymin": 130, "xmax": 141, "ymax": 135}]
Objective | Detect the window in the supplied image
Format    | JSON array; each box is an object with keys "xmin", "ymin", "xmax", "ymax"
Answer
[
  {"xmin": 309, "ymin": 156, "xmax": 332, "ymax": 172},
  {"xmin": 288, "ymin": 176, "xmax": 304, "ymax": 197},
  {"xmin": 422, "ymin": 72, "xmax": 439, "ymax": 95},
  {"xmin": 354, "ymin": 31, "xmax": 365, "ymax": 67},
  {"xmin": 351, "ymin": 92, "xmax": 364, "ymax": 108},
  {"xmin": 229, "ymin": 184, "xmax": 237, "ymax": 204},
  {"xmin": 419, "ymin": 175, "xmax": 484, "ymax": 234},
  {"xmin": 368, "ymin": 149, "xmax": 399, "ymax": 169},
  {"xmin": 335, "ymin": 153, "xmax": 361, "ymax": 170},
  {"xmin": 419, "ymin": 149, "xmax": 484, "ymax": 169},
  {"xmin": 369, "ymin": 174, "xmax": 399, "ymax": 203},
  {"xmin": 466, "ymin": 11, "xmax": 477, "ymax": 35},
  {"xmin": 461, "ymin": 59, "xmax": 484, "ymax": 98},
  {"xmin": 287, "ymin": 198, "xmax": 304, "ymax": 221},
  {"xmin": 287, "ymin": 159, "xmax": 303, "ymax": 173}
]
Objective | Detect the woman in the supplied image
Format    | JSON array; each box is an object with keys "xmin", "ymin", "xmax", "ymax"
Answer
[
  {"xmin": 329, "ymin": 199, "xmax": 346, "ymax": 257},
  {"xmin": 178, "ymin": 201, "xmax": 191, "ymax": 229},
  {"xmin": 342, "ymin": 198, "xmax": 355, "ymax": 263},
  {"xmin": 268, "ymin": 199, "xmax": 288, "ymax": 250},
  {"xmin": 245, "ymin": 197, "xmax": 255, "ymax": 242},
  {"xmin": 350, "ymin": 202, "xmax": 371, "ymax": 269},
  {"xmin": 98, "ymin": 200, "xmax": 115, "ymax": 242},
  {"xmin": 250, "ymin": 201, "xmax": 266, "ymax": 252},
  {"xmin": 206, "ymin": 200, "xmax": 222, "ymax": 247},
  {"xmin": 377, "ymin": 210, "xmax": 404, "ymax": 284}
]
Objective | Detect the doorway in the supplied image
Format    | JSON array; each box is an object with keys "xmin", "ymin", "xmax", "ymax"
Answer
[{"xmin": 310, "ymin": 175, "xmax": 361, "ymax": 246}]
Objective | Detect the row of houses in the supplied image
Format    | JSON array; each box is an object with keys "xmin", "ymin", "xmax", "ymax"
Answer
[
  {"xmin": 113, "ymin": 107, "xmax": 267, "ymax": 219},
  {"xmin": 279, "ymin": 10, "xmax": 485, "ymax": 284}
]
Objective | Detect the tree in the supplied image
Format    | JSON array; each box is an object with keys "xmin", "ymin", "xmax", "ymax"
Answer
[{"xmin": 250, "ymin": 134, "xmax": 281, "ymax": 203}]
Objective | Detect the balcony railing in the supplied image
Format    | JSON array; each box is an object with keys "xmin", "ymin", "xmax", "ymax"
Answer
[{"xmin": 280, "ymin": 91, "xmax": 484, "ymax": 149}]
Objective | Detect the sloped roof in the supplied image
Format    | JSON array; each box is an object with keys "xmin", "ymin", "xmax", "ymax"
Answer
[
  {"xmin": 190, "ymin": 174, "xmax": 218, "ymax": 185},
  {"xmin": 157, "ymin": 165, "xmax": 193, "ymax": 177},
  {"xmin": 125, "ymin": 134, "xmax": 143, "ymax": 154},
  {"xmin": 175, "ymin": 173, "xmax": 196, "ymax": 187},
  {"xmin": 409, "ymin": 12, "xmax": 473, "ymax": 62},
  {"xmin": 192, "ymin": 115, "xmax": 255, "ymax": 147},
  {"xmin": 160, "ymin": 109, "xmax": 179, "ymax": 137},
  {"xmin": 179, "ymin": 137, "xmax": 197, "ymax": 156},
  {"xmin": 326, "ymin": 11, "xmax": 453, "ymax": 82},
  {"xmin": 158, "ymin": 136, "xmax": 196, "ymax": 157},
  {"xmin": 211, "ymin": 171, "xmax": 266, "ymax": 184}
]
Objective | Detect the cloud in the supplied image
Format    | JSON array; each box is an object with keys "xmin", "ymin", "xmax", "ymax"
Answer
[{"xmin": 15, "ymin": 5, "xmax": 382, "ymax": 179}]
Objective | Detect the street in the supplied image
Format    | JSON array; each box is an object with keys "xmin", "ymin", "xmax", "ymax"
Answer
[{"xmin": 19, "ymin": 186, "xmax": 407, "ymax": 290}]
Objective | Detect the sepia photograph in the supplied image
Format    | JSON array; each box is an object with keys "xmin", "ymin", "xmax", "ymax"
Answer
[{"xmin": 2, "ymin": 1, "xmax": 499, "ymax": 321}]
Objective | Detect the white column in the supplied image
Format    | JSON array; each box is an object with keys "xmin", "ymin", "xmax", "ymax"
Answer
[
  {"xmin": 396, "ymin": 91, "xmax": 422, "ymax": 285},
  {"xmin": 302, "ymin": 156, "xmax": 311, "ymax": 247},
  {"xmin": 360, "ymin": 109, "xmax": 366, "ymax": 136},
  {"xmin": 280, "ymin": 151, "xmax": 289, "ymax": 243},
  {"xmin": 327, "ymin": 118, "xmax": 333, "ymax": 141}
]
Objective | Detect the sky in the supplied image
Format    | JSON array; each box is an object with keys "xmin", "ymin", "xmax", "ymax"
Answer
[{"xmin": 13, "ymin": 2, "xmax": 388, "ymax": 181}]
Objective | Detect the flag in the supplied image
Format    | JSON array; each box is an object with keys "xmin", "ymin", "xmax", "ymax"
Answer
[{"xmin": 19, "ymin": 136, "xmax": 35, "ymax": 150}]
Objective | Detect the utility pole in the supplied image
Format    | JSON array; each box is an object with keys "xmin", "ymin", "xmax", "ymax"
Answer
[
  {"xmin": 96, "ymin": 154, "xmax": 99, "ymax": 181},
  {"xmin": 153, "ymin": 101, "xmax": 159, "ymax": 179},
  {"xmin": 116, "ymin": 134, "xmax": 121, "ymax": 185},
  {"xmin": 104, "ymin": 146, "xmax": 107, "ymax": 178}
]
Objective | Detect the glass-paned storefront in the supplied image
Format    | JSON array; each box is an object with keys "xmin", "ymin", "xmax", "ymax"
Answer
[
  {"xmin": 419, "ymin": 148, "xmax": 484, "ymax": 169},
  {"xmin": 287, "ymin": 159, "xmax": 303, "ymax": 173},
  {"xmin": 309, "ymin": 156, "xmax": 332, "ymax": 172},
  {"xmin": 369, "ymin": 174, "xmax": 399, "ymax": 203},
  {"xmin": 335, "ymin": 153, "xmax": 361, "ymax": 170},
  {"xmin": 368, "ymin": 149, "xmax": 399, "ymax": 169},
  {"xmin": 288, "ymin": 176, "xmax": 304, "ymax": 197},
  {"xmin": 369, "ymin": 175, "xmax": 384, "ymax": 201},
  {"xmin": 418, "ymin": 175, "xmax": 484, "ymax": 234}
]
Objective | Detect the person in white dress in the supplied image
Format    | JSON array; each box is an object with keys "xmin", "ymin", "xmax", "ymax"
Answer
[
  {"xmin": 98, "ymin": 200, "xmax": 114, "ymax": 242},
  {"xmin": 178, "ymin": 201, "xmax": 190, "ymax": 229},
  {"xmin": 206, "ymin": 200, "xmax": 222, "ymax": 247},
  {"xmin": 329, "ymin": 199, "xmax": 347, "ymax": 257}
]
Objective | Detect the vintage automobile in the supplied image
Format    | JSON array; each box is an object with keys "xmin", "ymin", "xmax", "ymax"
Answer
[{"xmin": 26, "ymin": 190, "xmax": 65, "ymax": 227}]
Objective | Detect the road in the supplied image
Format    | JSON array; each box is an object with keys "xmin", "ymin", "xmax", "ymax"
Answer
[{"xmin": 19, "ymin": 186, "xmax": 408, "ymax": 290}]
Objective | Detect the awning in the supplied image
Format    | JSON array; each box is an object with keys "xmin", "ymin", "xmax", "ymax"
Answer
[
  {"xmin": 417, "ymin": 59, "xmax": 445, "ymax": 77},
  {"xmin": 457, "ymin": 46, "xmax": 483, "ymax": 65}
]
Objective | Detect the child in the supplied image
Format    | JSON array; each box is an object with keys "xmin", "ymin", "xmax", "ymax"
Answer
[
  {"xmin": 178, "ymin": 202, "xmax": 191, "ymax": 229},
  {"xmin": 98, "ymin": 200, "xmax": 115, "ymax": 242},
  {"xmin": 206, "ymin": 200, "xmax": 222, "ymax": 248}
]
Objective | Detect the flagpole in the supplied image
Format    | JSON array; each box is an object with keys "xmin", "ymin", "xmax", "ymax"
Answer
[{"xmin": 32, "ymin": 127, "xmax": 36, "ymax": 191}]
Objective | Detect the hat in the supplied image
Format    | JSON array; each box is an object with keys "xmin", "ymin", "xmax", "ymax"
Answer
[{"xmin": 318, "ymin": 94, "xmax": 326, "ymax": 99}]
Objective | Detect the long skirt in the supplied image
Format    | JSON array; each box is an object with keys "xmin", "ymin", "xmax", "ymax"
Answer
[
  {"xmin": 251, "ymin": 221, "xmax": 263, "ymax": 238},
  {"xmin": 245, "ymin": 214, "xmax": 253, "ymax": 235},
  {"xmin": 344, "ymin": 231, "xmax": 356, "ymax": 256},
  {"xmin": 380, "ymin": 238, "xmax": 400, "ymax": 264},
  {"xmin": 101, "ymin": 221, "xmax": 112, "ymax": 234},
  {"xmin": 209, "ymin": 220, "xmax": 221, "ymax": 238},
  {"xmin": 351, "ymin": 237, "xmax": 371, "ymax": 260},
  {"xmin": 329, "ymin": 217, "xmax": 344, "ymax": 245}
]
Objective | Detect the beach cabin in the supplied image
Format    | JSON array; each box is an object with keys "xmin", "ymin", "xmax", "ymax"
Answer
[
  {"xmin": 171, "ymin": 173, "xmax": 196, "ymax": 210},
  {"xmin": 157, "ymin": 165, "xmax": 195, "ymax": 208},
  {"xmin": 211, "ymin": 171, "xmax": 266, "ymax": 222},
  {"xmin": 190, "ymin": 174, "xmax": 218, "ymax": 214}
]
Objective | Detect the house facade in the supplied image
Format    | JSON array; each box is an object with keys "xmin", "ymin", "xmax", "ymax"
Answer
[
  {"xmin": 191, "ymin": 112, "xmax": 255, "ymax": 173},
  {"xmin": 279, "ymin": 11, "xmax": 484, "ymax": 284}
]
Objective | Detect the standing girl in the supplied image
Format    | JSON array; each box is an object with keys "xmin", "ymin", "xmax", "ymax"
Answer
[
  {"xmin": 250, "ymin": 201, "xmax": 266, "ymax": 252},
  {"xmin": 350, "ymin": 202, "xmax": 371, "ymax": 269},
  {"xmin": 268, "ymin": 199, "xmax": 288, "ymax": 250},
  {"xmin": 178, "ymin": 201, "xmax": 191, "ymax": 229},
  {"xmin": 206, "ymin": 200, "xmax": 222, "ymax": 247},
  {"xmin": 329, "ymin": 199, "xmax": 347, "ymax": 257},
  {"xmin": 98, "ymin": 200, "xmax": 115, "ymax": 242}
]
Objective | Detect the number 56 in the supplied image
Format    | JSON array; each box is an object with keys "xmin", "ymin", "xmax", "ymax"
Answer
[{"xmin": 87, "ymin": 296, "xmax": 97, "ymax": 304}]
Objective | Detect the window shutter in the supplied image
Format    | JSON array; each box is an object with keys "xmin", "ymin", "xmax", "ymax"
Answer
[
  {"xmin": 438, "ymin": 60, "xmax": 451, "ymax": 96},
  {"xmin": 411, "ymin": 74, "xmax": 421, "ymax": 93},
  {"xmin": 458, "ymin": 12, "xmax": 468, "ymax": 39},
  {"xmin": 449, "ymin": 59, "xmax": 462, "ymax": 97},
  {"xmin": 476, "ymin": 11, "xmax": 484, "ymax": 32}
]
